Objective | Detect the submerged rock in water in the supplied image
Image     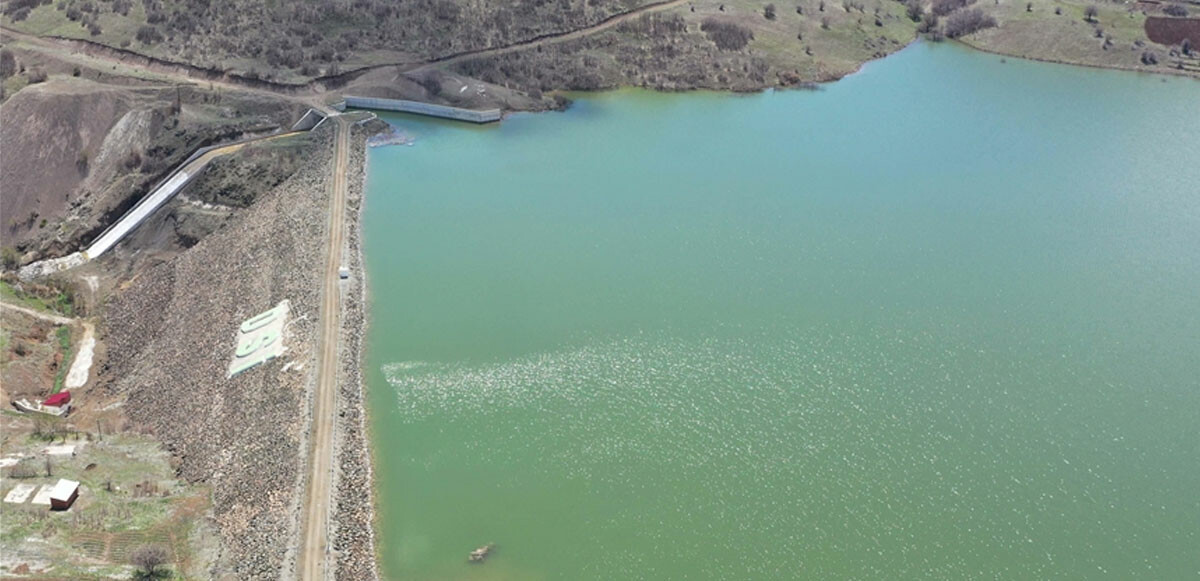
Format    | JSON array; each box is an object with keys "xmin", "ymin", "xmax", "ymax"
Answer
[
  {"xmin": 367, "ymin": 128, "xmax": 415, "ymax": 148},
  {"xmin": 468, "ymin": 543, "xmax": 495, "ymax": 563}
]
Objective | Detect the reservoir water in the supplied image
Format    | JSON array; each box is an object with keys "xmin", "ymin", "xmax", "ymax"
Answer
[{"xmin": 362, "ymin": 42, "xmax": 1200, "ymax": 579}]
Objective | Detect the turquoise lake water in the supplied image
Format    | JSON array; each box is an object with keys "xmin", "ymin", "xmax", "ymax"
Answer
[{"xmin": 362, "ymin": 42, "xmax": 1200, "ymax": 579}]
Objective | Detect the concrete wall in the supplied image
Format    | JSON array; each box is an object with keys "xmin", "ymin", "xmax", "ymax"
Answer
[
  {"xmin": 341, "ymin": 96, "xmax": 501, "ymax": 123},
  {"xmin": 291, "ymin": 108, "xmax": 328, "ymax": 131}
]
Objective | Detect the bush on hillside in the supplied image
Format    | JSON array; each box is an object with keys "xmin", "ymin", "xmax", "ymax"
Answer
[
  {"xmin": 944, "ymin": 7, "xmax": 996, "ymax": 37},
  {"xmin": 1162, "ymin": 4, "xmax": 1188, "ymax": 17},
  {"xmin": 136, "ymin": 25, "xmax": 163, "ymax": 44},
  {"xmin": 906, "ymin": 0, "xmax": 924, "ymax": 21},
  {"xmin": 701, "ymin": 18, "xmax": 755, "ymax": 51},
  {"xmin": 931, "ymin": 0, "xmax": 975, "ymax": 16},
  {"xmin": 0, "ymin": 49, "xmax": 16, "ymax": 79}
]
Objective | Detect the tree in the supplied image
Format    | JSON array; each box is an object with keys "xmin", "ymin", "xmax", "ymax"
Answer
[
  {"xmin": 764, "ymin": 3, "xmax": 777, "ymax": 19},
  {"xmin": 1083, "ymin": 5, "xmax": 1097, "ymax": 22},
  {"xmin": 0, "ymin": 246, "xmax": 18, "ymax": 270},
  {"xmin": 130, "ymin": 545, "xmax": 170, "ymax": 580},
  {"xmin": 906, "ymin": 0, "xmax": 924, "ymax": 22}
]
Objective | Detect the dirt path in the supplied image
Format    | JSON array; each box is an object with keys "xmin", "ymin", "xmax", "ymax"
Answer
[
  {"xmin": 0, "ymin": 302, "xmax": 74, "ymax": 326},
  {"xmin": 298, "ymin": 117, "xmax": 349, "ymax": 581},
  {"xmin": 0, "ymin": 301, "xmax": 96, "ymax": 390},
  {"xmin": 408, "ymin": 0, "xmax": 689, "ymax": 73}
]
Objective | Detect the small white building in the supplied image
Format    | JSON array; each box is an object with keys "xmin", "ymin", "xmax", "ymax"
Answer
[{"xmin": 48, "ymin": 479, "xmax": 79, "ymax": 511}]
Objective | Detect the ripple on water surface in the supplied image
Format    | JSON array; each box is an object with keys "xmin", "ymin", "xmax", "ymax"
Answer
[{"xmin": 378, "ymin": 326, "xmax": 1191, "ymax": 579}]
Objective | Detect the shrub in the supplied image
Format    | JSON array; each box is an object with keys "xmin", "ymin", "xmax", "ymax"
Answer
[
  {"xmin": 701, "ymin": 18, "xmax": 755, "ymax": 51},
  {"xmin": 1162, "ymin": 4, "xmax": 1187, "ymax": 17},
  {"xmin": 8, "ymin": 461, "xmax": 38, "ymax": 479},
  {"xmin": 944, "ymin": 7, "xmax": 996, "ymax": 36},
  {"xmin": 931, "ymin": 0, "xmax": 975, "ymax": 15},
  {"xmin": 123, "ymin": 149, "xmax": 143, "ymax": 171},
  {"xmin": 764, "ymin": 3, "xmax": 777, "ymax": 19},
  {"xmin": 1140, "ymin": 49, "xmax": 1158, "ymax": 64},
  {"xmin": 136, "ymin": 25, "xmax": 163, "ymax": 44},
  {"xmin": 1083, "ymin": 5, "xmax": 1097, "ymax": 21},
  {"xmin": 27, "ymin": 68, "xmax": 48, "ymax": 83},
  {"xmin": 918, "ymin": 11, "xmax": 939, "ymax": 32},
  {"xmin": 130, "ymin": 545, "xmax": 170, "ymax": 580},
  {"xmin": 2, "ymin": 0, "xmax": 41, "ymax": 16},
  {"xmin": 1, "ymin": 246, "xmax": 19, "ymax": 270},
  {"xmin": 905, "ymin": 0, "xmax": 923, "ymax": 21},
  {"xmin": 0, "ymin": 49, "xmax": 16, "ymax": 79}
]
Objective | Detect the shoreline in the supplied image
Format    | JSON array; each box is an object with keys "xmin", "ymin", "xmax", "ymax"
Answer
[
  {"xmin": 329, "ymin": 123, "xmax": 382, "ymax": 580},
  {"xmin": 955, "ymin": 38, "xmax": 1200, "ymax": 81}
]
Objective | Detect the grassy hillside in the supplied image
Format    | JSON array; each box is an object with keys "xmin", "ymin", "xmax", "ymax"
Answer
[{"xmin": 4, "ymin": 0, "xmax": 1195, "ymax": 90}]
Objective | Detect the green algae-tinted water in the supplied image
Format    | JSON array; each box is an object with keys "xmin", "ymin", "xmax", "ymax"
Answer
[{"xmin": 362, "ymin": 43, "xmax": 1200, "ymax": 579}]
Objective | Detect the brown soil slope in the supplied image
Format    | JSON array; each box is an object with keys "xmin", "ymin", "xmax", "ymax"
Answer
[{"xmin": 1, "ymin": 78, "xmax": 138, "ymax": 247}]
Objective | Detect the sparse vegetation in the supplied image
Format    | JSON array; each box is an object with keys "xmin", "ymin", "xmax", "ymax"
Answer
[
  {"xmin": 1162, "ymin": 4, "xmax": 1187, "ymax": 17},
  {"xmin": 701, "ymin": 18, "xmax": 755, "ymax": 51},
  {"xmin": 932, "ymin": 0, "xmax": 976, "ymax": 16},
  {"xmin": 1, "ymin": 246, "xmax": 19, "ymax": 270},
  {"xmin": 944, "ymin": 8, "xmax": 997, "ymax": 37}
]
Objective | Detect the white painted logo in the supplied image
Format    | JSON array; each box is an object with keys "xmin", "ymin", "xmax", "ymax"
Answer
[{"xmin": 228, "ymin": 300, "xmax": 290, "ymax": 377}]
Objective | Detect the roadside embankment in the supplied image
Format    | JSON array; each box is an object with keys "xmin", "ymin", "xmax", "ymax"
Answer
[
  {"xmin": 98, "ymin": 124, "xmax": 335, "ymax": 579},
  {"xmin": 329, "ymin": 123, "xmax": 381, "ymax": 581}
]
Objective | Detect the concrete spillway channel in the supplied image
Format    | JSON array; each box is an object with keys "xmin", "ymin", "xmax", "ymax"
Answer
[{"xmin": 18, "ymin": 110, "xmax": 326, "ymax": 280}]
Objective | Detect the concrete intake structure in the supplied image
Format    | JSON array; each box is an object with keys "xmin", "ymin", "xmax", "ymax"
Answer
[{"xmin": 337, "ymin": 96, "xmax": 502, "ymax": 123}]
